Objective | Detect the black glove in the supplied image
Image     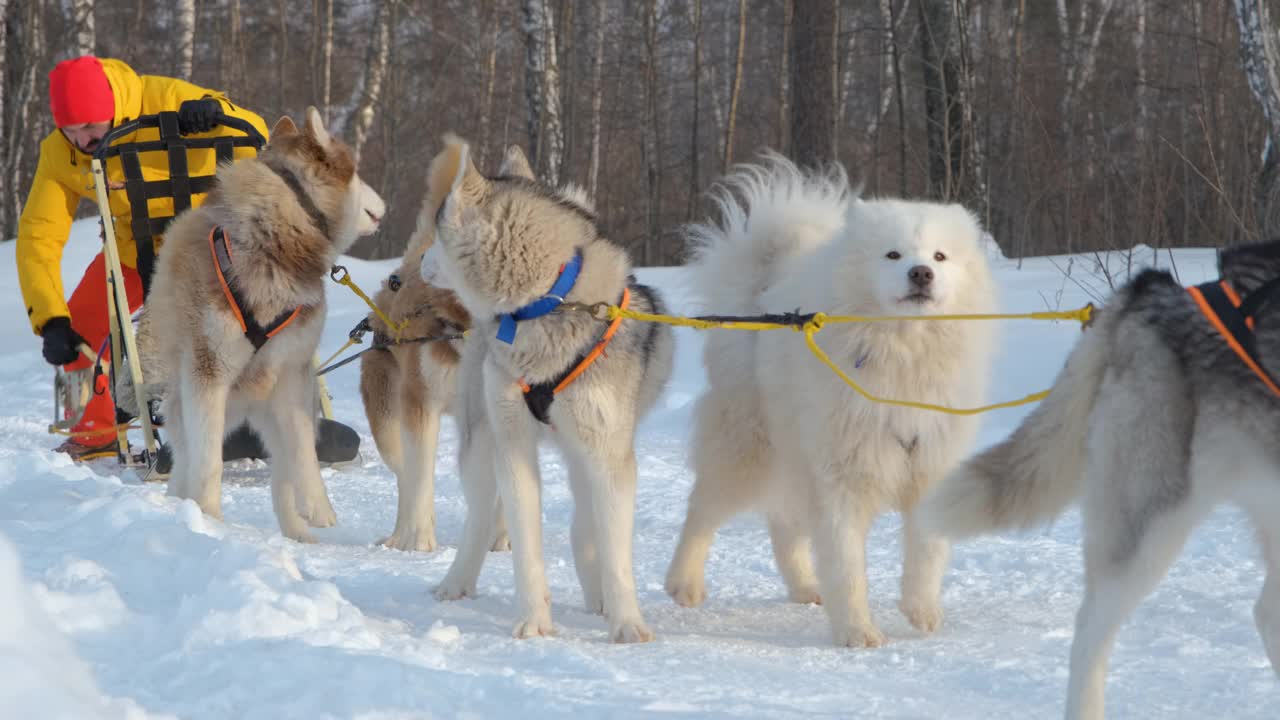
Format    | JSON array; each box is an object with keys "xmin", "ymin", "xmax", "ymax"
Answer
[
  {"xmin": 41, "ymin": 317, "xmax": 87, "ymax": 367},
  {"xmin": 177, "ymin": 98, "xmax": 224, "ymax": 134}
]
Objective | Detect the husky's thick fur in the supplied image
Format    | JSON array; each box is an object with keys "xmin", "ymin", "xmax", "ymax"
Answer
[
  {"xmin": 665, "ymin": 155, "xmax": 998, "ymax": 648},
  {"xmin": 918, "ymin": 241, "xmax": 1280, "ymax": 719},
  {"xmin": 359, "ymin": 163, "xmax": 508, "ymax": 553},
  {"xmin": 143, "ymin": 107, "xmax": 384, "ymax": 542},
  {"xmin": 427, "ymin": 136, "xmax": 674, "ymax": 643}
]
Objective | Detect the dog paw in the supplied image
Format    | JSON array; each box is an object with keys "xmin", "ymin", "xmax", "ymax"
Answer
[
  {"xmin": 664, "ymin": 574, "xmax": 707, "ymax": 608},
  {"xmin": 609, "ymin": 618, "xmax": 654, "ymax": 644},
  {"xmin": 489, "ymin": 531, "xmax": 511, "ymax": 552},
  {"xmin": 512, "ymin": 612, "xmax": 555, "ymax": 639},
  {"xmin": 788, "ymin": 586, "xmax": 822, "ymax": 605},
  {"xmin": 299, "ymin": 494, "xmax": 338, "ymax": 528},
  {"xmin": 433, "ymin": 576, "xmax": 476, "ymax": 601},
  {"xmin": 379, "ymin": 525, "xmax": 438, "ymax": 553},
  {"xmin": 831, "ymin": 621, "xmax": 887, "ymax": 648},
  {"xmin": 899, "ymin": 597, "xmax": 944, "ymax": 634}
]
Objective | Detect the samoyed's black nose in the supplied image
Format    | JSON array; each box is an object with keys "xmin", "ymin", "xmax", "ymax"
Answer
[{"xmin": 908, "ymin": 265, "xmax": 934, "ymax": 286}]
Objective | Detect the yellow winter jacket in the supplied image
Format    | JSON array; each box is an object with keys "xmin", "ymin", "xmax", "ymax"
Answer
[{"xmin": 16, "ymin": 58, "xmax": 270, "ymax": 334}]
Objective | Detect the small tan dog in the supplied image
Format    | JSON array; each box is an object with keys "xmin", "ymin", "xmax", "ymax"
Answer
[
  {"xmin": 143, "ymin": 106, "xmax": 384, "ymax": 542},
  {"xmin": 359, "ymin": 162, "xmax": 508, "ymax": 552}
]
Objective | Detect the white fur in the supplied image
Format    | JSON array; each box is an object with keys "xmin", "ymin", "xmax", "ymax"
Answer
[{"xmin": 666, "ymin": 155, "xmax": 998, "ymax": 647}]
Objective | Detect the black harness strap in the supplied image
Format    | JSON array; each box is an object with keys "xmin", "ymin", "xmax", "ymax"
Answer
[
  {"xmin": 210, "ymin": 227, "xmax": 302, "ymax": 350},
  {"xmin": 523, "ymin": 353, "xmax": 587, "ymax": 425},
  {"xmin": 1190, "ymin": 279, "xmax": 1280, "ymax": 396},
  {"xmin": 265, "ymin": 163, "xmax": 331, "ymax": 238}
]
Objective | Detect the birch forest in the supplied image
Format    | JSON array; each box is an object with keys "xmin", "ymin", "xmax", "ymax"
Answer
[{"xmin": 5, "ymin": 0, "xmax": 1280, "ymax": 263}]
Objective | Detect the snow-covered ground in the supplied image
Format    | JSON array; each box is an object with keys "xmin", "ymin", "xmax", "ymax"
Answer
[{"xmin": 0, "ymin": 222, "xmax": 1275, "ymax": 718}]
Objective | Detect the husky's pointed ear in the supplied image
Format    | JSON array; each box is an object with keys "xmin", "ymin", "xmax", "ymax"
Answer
[
  {"xmin": 437, "ymin": 134, "xmax": 487, "ymax": 226},
  {"xmin": 498, "ymin": 145, "xmax": 535, "ymax": 181},
  {"xmin": 272, "ymin": 115, "xmax": 299, "ymax": 138},
  {"xmin": 303, "ymin": 106, "xmax": 332, "ymax": 148}
]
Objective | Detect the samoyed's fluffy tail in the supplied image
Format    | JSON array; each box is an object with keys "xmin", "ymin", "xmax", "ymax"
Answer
[{"xmin": 686, "ymin": 153, "xmax": 850, "ymax": 313}]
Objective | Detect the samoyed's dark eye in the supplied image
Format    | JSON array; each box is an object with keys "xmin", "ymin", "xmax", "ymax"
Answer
[
  {"xmin": 934, "ymin": 251, "xmax": 947, "ymax": 262},
  {"xmin": 886, "ymin": 251, "xmax": 902, "ymax": 260}
]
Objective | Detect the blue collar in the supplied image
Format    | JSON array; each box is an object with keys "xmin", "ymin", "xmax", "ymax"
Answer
[{"xmin": 496, "ymin": 251, "xmax": 583, "ymax": 344}]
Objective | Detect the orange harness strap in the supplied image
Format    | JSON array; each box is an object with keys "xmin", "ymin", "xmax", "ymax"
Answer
[
  {"xmin": 519, "ymin": 286, "xmax": 632, "ymax": 425},
  {"xmin": 208, "ymin": 226, "xmax": 304, "ymax": 351},
  {"xmin": 1187, "ymin": 280, "xmax": 1280, "ymax": 398}
]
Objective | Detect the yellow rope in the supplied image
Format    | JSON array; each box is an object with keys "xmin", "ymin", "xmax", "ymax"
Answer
[
  {"xmin": 801, "ymin": 314, "xmax": 1051, "ymax": 415},
  {"xmin": 329, "ymin": 265, "xmax": 408, "ymax": 338},
  {"xmin": 317, "ymin": 336, "xmax": 361, "ymax": 372},
  {"xmin": 587, "ymin": 302, "xmax": 1095, "ymax": 415}
]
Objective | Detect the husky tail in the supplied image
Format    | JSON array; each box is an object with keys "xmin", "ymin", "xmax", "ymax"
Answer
[
  {"xmin": 686, "ymin": 152, "xmax": 849, "ymax": 313},
  {"xmin": 919, "ymin": 311, "xmax": 1114, "ymax": 537}
]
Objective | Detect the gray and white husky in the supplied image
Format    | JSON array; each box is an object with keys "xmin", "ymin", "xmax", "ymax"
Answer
[
  {"xmin": 918, "ymin": 240, "xmax": 1280, "ymax": 719},
  {"xmin": 427, "ymin": 136, "xmax": 674, "ymax": 643}
]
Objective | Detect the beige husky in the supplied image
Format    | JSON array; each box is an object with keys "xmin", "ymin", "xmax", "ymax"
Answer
[
  {"xmin": 143, "ymin": 106, "xmax": 384, "ymax": 542},
  {"xmin": 359, "ymin": 165, "xmax": 508, "ymax": 553},
  {"xmin": 428, "ymin": 136, "xmax": 674, "ymax": 643}
]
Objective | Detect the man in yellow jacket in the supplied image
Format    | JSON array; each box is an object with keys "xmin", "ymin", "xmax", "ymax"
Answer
[{"xmin": 18, "ymin": 56, "xmax": 270, "ymax": 456}]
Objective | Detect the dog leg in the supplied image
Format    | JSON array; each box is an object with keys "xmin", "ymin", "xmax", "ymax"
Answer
[
  {"xmin": 565, "ymin": 450, "xmax": 603, "ymax": 615},
  {"xmin": 1245, "ymin": 502, "xmax": 1280, "ymax": 675},
  {"xmin": 485, "ymin": 372, "xmax": 553, "ymax": 639},
  {"xmin": 768, "ymin": 514, "xmax": 820, "ymax": 604},
  {"xmin": 1064, "ymin": 483, "xmax": 1204, "ymax": 720},
  {"xmin": 665, "ymin": 429, "xmax": 767, "ymax": 608},
  {"xmin": 290, "ymin": 370, "xmax": 337, "ymax": 529},
  {"xmin": 362, "ymin": 350, "xmax": 404, "ymax": 476},
  {"xmin": 813, "ymin": 476, "xmax": 884, "ymax": 648},
  {"xmin": 435, "ymin": 414, "xmax": 500, "ymax": 601},
  {"xmin": 180, "ymin": 368, "xmax": 229, "ymax": 521},
  {"xmin": 899, "ymin": 507, "xmax": 950, "ymax": 633},
  {"xmin": 255, "ymin": 367, "xmax": 326, "ymax": 542},
  {"xmin": 586, "ymin": 442, "xmax": 651, "ymax": 643},
  {"xmin": 163, "ymin": 391, "xmax": 190, "ymax": 500},
  {"xmin": 490, "ymin": 498, "xmax": 511, "ymax": 551},
  {"xmin": 381, "ymin": 401, "xmax": 441, "ymax": 552}
]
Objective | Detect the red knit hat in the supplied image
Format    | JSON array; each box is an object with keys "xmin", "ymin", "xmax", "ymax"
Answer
[{"xmin": 48, "ymin": 56, "xmax": 115, "ymax": 127}]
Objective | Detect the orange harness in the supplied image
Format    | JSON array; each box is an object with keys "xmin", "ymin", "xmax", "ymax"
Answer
[
  {"xmin": 1187, "ymin": 279, "xmax": 1280, "ymax": 398},
  {"xmin": 519, "ymin": 286, "xmax": 632, "ymax": 425},
  {"xmin": 208, "ymin": 226, "xmax": 304, "ymax": 350}
]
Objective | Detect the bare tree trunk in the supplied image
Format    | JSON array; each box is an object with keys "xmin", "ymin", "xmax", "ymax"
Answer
[
  {"xmin": 588, "ymin": 0, "xmax": 607, "ymax": 198},
  {"xmin": 323, "ymin": 0, "xmax": 334, "ymax": 123},
  {"xmin": 1134, "ymin": 0, "xmax": 1148, "ymax": 145},
  {"xmin": 176, "ymin": 0, "xmax": 195, "ymax": 80},
  {"xmin": 71, "ymin": 0, "xmax": 95, "ymax": 56},
  {"xmin": 223, "ymin": 0, "xmax": 244, "ymax": 91},
  {"xmin": 867, "ymin": 0, "xmax": 906, "ymax": 142},
  {"xmin": 278, "ymin": 0, "xmax": 290, "ymax": 110},
  {"xmin": 791, "ymin": 0, "xmax": 838, "ymax": 170},
  {"xmin": 641, "ymin": 0, "xmax": 661, "ymax": 264},
  {"xmin": 1233, "ymin": 0, "xmax": 1280, "ymax": 236},
  {"xmin": 892, "ymin": 0, "xmax": 909, "ymax": 196},
  {"xmin": 723, "ymin": 0, "xmax": 747, "ymax": 173},
  {"xmin": 522, "ymin": 0, "xmax": 564, "ymax": 184},
  {"xmin": 560, "ymin": 0, "xmax": 577, "ymax": 175},
  {"xmin": 479, "ymin": 7, "xmax": 501, "ymax": 167},
  {"xmin": 687, "ymin": 0, "xmax": 702, "ymax": 218},
  {"xmin": 5, "ymin": 0, "xmax": 42, "ymax": 237},
  {"xmin": 778, "ymin": 0, "xmax": 793, "ymax": 151},
  {"xmin": 837, "ymin": 5, "xmax": 856, "ymax": 133},
  {"xmin": 348, "ymin": 0, "xmax": 393, "ymax": 163},
  {"xmin": 0, "ymin": 0, "xmax": 9, "ymax": 238},
  {"xmin": 919, "ymin": 0, "xmax": 984, "ymax": 207}
]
